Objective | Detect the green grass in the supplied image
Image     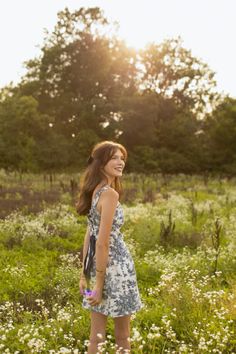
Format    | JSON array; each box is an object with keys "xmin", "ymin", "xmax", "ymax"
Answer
[{"xmin": 0, "ymin": 173, "xmax": 236, "ymax": 352}]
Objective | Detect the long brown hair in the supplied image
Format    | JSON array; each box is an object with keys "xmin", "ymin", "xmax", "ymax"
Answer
[{"xmin": 76, "ymin": 141, "xmax": 127, "ymax": 215}]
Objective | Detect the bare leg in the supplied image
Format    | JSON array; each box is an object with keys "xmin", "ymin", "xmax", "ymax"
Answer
[
  {"xmin": 87, "ymin": 311, "xmax": 108, "ymax": 354},
  {"xmin": 114, "ymin": 314, "xmax": 131, "ymax": 353}
]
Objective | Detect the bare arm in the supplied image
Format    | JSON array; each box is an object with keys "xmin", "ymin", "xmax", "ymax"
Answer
[{"xmin": 95, "ymin": 188, "xmax": 119, "ymax": 289}]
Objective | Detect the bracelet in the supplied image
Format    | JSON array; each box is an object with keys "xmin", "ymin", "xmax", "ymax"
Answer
[{"xmin": 96, "ymin": 268, "xmax": 106, "ymax": 273}]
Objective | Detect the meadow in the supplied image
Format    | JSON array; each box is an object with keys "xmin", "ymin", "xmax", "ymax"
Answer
[{"xmin": 0, "ymin": 171, "xmax": 236, "ymax": 353}]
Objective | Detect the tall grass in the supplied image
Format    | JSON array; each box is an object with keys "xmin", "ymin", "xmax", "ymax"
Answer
[{"xmin": 0, "ymin": 172, "xmax": 235, "ymax": 352}]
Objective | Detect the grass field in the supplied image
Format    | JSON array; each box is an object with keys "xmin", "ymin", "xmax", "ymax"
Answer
[{"xmin": 0, "ymin": 171, "xmax": 236, "ymax": 353}]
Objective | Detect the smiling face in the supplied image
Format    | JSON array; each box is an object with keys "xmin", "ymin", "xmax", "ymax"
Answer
[{"xmin": 102, "ymin": 148, "xmax": 125, "ymax": 182}]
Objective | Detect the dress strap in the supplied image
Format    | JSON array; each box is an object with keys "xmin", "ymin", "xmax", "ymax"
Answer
[{"xmin": 92, "ymin": 184, "xmax": 110, "ymax": 207}]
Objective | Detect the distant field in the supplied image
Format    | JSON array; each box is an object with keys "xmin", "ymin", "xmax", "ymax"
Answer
[{"xmin": 0, "ymin": 172, "xmax": 236, "ymax": 352}]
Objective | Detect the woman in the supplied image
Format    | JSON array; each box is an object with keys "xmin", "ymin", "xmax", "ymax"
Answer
[{"xmin": 76, "ymin": 141, "xmax": 143, "ymax": 354}]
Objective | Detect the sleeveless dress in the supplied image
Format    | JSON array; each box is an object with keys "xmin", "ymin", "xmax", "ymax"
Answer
[{"xmin": 82, "ymin": 184, "xmax": 143, "ymax": 317}]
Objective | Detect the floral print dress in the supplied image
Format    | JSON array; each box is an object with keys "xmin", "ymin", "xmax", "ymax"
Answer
[{"xmin": 82, "ymin": 184, "xmax": 143, "ymax": 317}]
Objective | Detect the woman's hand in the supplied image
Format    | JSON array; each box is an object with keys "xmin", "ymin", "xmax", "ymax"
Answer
[
  {"xmin": 86, "ymin": 286, "xmax": 103, "ymax": 306},
  {"xmin": 79, "ymin": 276, "xmax": 87, "ymax": 295}
]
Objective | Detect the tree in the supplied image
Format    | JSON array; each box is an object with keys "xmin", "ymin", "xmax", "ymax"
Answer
[
  {"xmin": 20, "ymin": 7, "xmax": 137, "ymax": 142},
  {"xmin": 34, "ymin": 129, "xmax": 71, "ymax": 174},
  {"xmin": 139, "ymin": 37, "xmax": 218, "ymax": 114},
  {"xmin": 69, "ymin": 128, "xmax": 100, "ymax": 169},
  {"xmin": 119, "ymin": 93, "xmax": 201, "ymax": 173},
  {"xmin": 0, "ymin": 7, "xmax": 231, "ymax": 175},
  {"xmin": 0, "ymin": 95, "xmax": 49, "ymax": 172},
  {"xmin": 203, "ymin": 97, "xmax": 236, "ymax": 175}
]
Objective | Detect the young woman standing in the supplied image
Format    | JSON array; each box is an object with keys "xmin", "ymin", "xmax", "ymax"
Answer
[{"xmin": 76, "ymin": 141, "xmax": 143, "ymax": 353}]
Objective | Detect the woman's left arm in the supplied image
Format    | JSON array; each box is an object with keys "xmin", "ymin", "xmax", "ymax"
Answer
[
  {"xmin": 87, "ymin": 188, "xmax": 118, "ymax": 306},
  {"xmin": 95, "ymin": 188, "xmax": 119, "ymax": 289}
]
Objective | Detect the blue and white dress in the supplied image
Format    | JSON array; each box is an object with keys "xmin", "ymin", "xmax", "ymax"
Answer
[{"xmin": 82, "ymin": 184, "xmax": 143, "ymax": 317}]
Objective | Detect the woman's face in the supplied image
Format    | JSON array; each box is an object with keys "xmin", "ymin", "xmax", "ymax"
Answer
[{"xmin": 102, "ymin": 149, "xmax": 125, "ymax": 179}]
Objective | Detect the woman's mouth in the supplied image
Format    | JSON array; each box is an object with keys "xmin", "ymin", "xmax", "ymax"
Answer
[{"xmin": 114, "ymin": 167, "xmax": 123, "ymax": 172}]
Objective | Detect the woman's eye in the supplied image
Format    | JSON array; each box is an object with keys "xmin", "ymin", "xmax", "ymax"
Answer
[{"xmin": 111, "ymin": 156, "xmax": 125, "ymax": 161}]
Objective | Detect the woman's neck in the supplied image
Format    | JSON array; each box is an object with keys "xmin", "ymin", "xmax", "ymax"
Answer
[{"xmin": 100, "ymin": 178, "xmax": 114, "ymax": 187}]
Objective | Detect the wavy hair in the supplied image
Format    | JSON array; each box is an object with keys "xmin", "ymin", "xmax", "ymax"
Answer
[{"xmin": 76, "ymin": 141, "xmax": 127, "ymax": 215}]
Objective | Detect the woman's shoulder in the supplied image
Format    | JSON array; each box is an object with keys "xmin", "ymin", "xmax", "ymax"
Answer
[
  {"xmin": 102, "ymin": 186, "xmax": 119, "ymax": 201},
  {"xmin": 100, "ymin": 185, "xmax": 119, "ymax": 204}
]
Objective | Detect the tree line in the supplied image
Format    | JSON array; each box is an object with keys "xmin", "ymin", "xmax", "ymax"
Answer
[{"xmin": 0, "ymin": 7, "xmax": 235, "ymax": 176}]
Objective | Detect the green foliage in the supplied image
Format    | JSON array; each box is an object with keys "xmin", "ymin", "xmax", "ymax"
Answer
[
  {"xmin": 204, "ymin": 97, "xmax": 236, "ymax": 175},
  {"xmin": 129, "ymin": 145, "xmax": 160, "ymax": 172},
  {"xmin": 139, "ymin": 37, "xmax": 218, "ymax": 113},
  {"xmin": 69, "ymin": 129, "xmax": 100, "ymax": 168},
  {"xmin": 0, "ymin": 95, "xmax": 47, "ymax": 172},
  {"xmin": 0, "ymin": 249, "xmax": 58, "ymax": 303},
  {"xmin": 2, "ymin": 7, "xmax": 233, "ymax": 176},
  {"xmin": 130, "ymin": 217, "xmax": 161, "ymax": 256},
  {"xmin": 160, "ymin": 210, "xmax": 175, "ymax": 248},
  {"xmin": 0, "ymin": 174, "xmax": 236, "ymax": 352}
]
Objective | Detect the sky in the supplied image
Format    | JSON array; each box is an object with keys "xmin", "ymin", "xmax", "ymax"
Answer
[{"xmin": 0, "ymin": 0, "xmax": 235, "ymax": 97}]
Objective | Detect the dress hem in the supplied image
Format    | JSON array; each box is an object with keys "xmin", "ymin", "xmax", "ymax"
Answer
[{"xmin": 82, "ymin": 304, "xmax": 143, "ymax": 318}]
